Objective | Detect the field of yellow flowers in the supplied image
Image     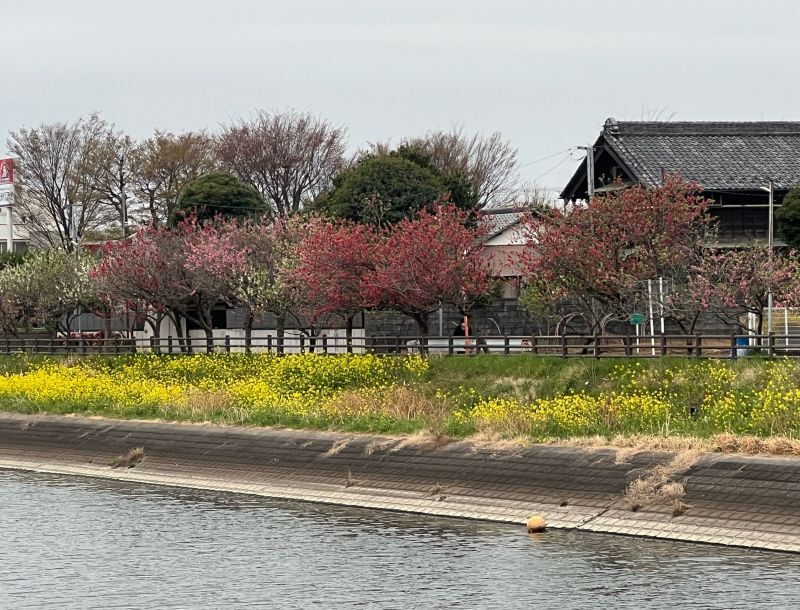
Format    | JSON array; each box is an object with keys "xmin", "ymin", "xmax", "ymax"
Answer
[{"xmin": 2, "ymin": 354, "xmax": 800, "ymax": 439}]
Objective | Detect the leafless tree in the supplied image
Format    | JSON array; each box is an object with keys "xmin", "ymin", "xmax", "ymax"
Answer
[
  {"xmin": 89, "ymin": 128, "xmax": 136, "ymax": 236},
  {"xmin": 217, "ymin": 109, "xmax": 347, "ymax": 218},
  {"xmin": 129, "ymin": 130, "xmax": 216, "ymax": 227},
  {"xmin": 7, "ymin": 114, "xmax": 111, "ymax": 250},
  {"xmin": 372, "ymin": 126, "xmax": 520, "ymax": 208}
]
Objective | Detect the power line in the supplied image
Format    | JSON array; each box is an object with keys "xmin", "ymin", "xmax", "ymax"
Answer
[
  {"xmin": 518, "ymin": 147, "xmax": 575, "ymax": 168},
  {"xmin": 534, "ymin": 154, "xmax": 575, "ymax": 182}
]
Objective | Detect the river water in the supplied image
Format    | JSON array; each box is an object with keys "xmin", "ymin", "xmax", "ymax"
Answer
[{"xmin": 1, "ymin": 469, "xmax": 799, "ymax": 609}]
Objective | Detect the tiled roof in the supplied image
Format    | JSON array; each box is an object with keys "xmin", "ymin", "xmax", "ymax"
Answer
[
  {"xmin": 480, "ymin": 208, "xmax": 525, "ymax": 240},
  {"xmin": 602, "ymin": 119, "xmax": 800, "ymax": 191}
]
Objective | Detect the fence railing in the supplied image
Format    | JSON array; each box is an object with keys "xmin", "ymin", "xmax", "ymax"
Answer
[{"xmin": 0, "ymin": 332, "xmax": 798, "ymax": 358}]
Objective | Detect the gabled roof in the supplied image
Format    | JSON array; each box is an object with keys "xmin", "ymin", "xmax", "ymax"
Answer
[
  {"xmin": 480, "ymin": 207, "xmax": 527, "ymax": 241},
  {"xmin": 562, "ymin": 119, "xmax": 800, "ymax": 200}
]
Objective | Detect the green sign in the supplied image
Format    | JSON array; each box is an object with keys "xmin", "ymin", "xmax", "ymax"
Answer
[{"xmin": 629, "ymin": 313, "xmax": 645, "ymax": 325}]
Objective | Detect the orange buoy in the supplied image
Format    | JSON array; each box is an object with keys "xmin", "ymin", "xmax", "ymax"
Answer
[{"xmin": 527, "ymin": 515, "xmax": 546, "ymax": 533}]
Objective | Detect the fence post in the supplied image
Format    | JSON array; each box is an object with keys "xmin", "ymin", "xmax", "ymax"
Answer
[
  {"xmin": 769, "ymin": 332, "xmax": 776, "ymax": 358},
  {"xmin": 593, "ymin": 331, "xmax": 600, "ymax": 359},
  {"xmin": 299, "ymin": 335, "xmax": 305, "ymax": 353},
  {"xmin": 504, "ymin": 332, "xmax": 510, "ymax": 356},
  {"xmin": 730, "ymin": 333, "xmax": 737, "ymax": 360},
  {"xmin": 395, "ymin": 334, "xmax": 401, "ymax": 354},
  {"xmin": 695, "ymin": 333, "xmax": 702, "ymax": 358},
  {"xmin": 4, "ymin": 338, "xmax": 8, "ymax": 355},
  {"xmin": 624, "ymin": 333, "xmax": 631, "ymax": 357},
  {"xmin": 267, "ymin": 334, "xmax": 273, "ymax": 353},
  {"xmin": 560, "ymin": 334, "xmax": 567, "ymax": 359},
  {"xmin": 224, "ymin": 335, "xmax": 231, "ymax": 353},
  {"xmin": 448, "ymin": 335, "xmax": 454, "ymax": 356},
  {"xmin": 322, "ymin": 334, "xmax": 328, "ymax": 355},
  {"xmin": 49, "ymin": 338, "xmax": 54, "ymax": 355},
  {"xmin": 660, "ymin": 333, "xmax": 667, "ymax": 357},
  {"xmin": 167, "ymin": 335, "xmax": 173, "ymax": 354},
  {"xmin": 531, "ymin": 335, "xmax": 538, "ymax": 355}
]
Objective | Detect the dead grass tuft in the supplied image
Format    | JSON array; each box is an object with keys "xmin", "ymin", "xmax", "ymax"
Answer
[
  {"xmin": 111, "ymin": 446, "xmax": 145, "ymax": 469},
  {"xmin": 710, "ymin": 434, "xmax": 800, "ymax": 456},
  {"xmin": 166, "ymin": 389, "xmax": 251, "ymax": 424},
  {"xmin": 325, "ymin": 438, "xmax": 351, "ymax": 457},
  {"xmin": 391, "ymin": 430, "xmax": 453, "ymax": 452},
  {"xmin": 623, "ymin": 450, "xmax": 699, "ymax": 512},
  {"xmin": 329, "ymin": 387, "xmax": 452, "ymax": 424},
  {"xmin": 467, "ymin": 431, "xmax": 531, "ymax": 453}
]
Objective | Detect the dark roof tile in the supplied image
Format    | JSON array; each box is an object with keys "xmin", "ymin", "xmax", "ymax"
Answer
[{"xmin": 602, "ymin": 119, "xmax": 800, "ymax": 191}]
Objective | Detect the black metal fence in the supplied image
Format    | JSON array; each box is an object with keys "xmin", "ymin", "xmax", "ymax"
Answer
[{"xmin": 0, "ymin": 332, "xmax": 797, "ymax": 358}]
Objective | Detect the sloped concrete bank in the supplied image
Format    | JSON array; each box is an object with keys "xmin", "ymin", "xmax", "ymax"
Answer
[{"xmin": 1, "ymin": 413, "xmax": 799, "ymax": 553}]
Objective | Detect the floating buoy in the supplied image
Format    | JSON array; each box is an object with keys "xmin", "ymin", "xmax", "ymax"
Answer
[{"xmin": 527, "ymin": 515, "xmax": 546, "ymax": 533}]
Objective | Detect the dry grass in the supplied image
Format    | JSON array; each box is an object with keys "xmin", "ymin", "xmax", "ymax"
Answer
[
  {"xmin": 325, "ymin": 438, "xmax": 351, "ymax": 457},
  {"xmin": 623, "ymin": 450, "xmax": 699, "ymax": 512},
  {"xmin": 467, "ymin": 431, "xmax": 531, "ymax": 453},
  {"xmin": 391, "ymin": 430, "xmax": 453, "ymax": 452},
  {"xmin": 547, "ymin": 433, "xmax": 800, "ymax": 459},
  {"xmin": 710, "ymin": 434, "xmax": 800, "ymax": 456},
  {"xmin": 111, "ymin": 446, "xmax": 145, "ymax": 469},
  {"xmin": 328, "ymin": 387, "xmax": 452, "ymax": 423},
  {"xmin": 165, "ymin": 389, "xmax": 252, "ymax": 424}
]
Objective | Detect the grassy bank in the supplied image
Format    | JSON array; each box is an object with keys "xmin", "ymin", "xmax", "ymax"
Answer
[{"xmin": 1, "ymin": 354, "xmax": 800, "ymax": 444}]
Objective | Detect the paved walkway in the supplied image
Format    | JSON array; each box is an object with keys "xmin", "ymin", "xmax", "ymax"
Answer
[{"xmin": 1, "ymin": 413, "xmax": 799, "ymax": 553}]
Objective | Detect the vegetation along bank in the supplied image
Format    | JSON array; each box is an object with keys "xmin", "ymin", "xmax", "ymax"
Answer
[{"xmin": 2, "ymin": 353, "xmax": 800, "ymax": 446}]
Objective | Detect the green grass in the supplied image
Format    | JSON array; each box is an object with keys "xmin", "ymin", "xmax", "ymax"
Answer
[{"xmin": 1, "ymin": 353, "xmax": 799, "ymax": 443}]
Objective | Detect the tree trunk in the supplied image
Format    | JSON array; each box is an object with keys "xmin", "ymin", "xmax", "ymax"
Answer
[
  {"xmin": 276, "ymin": 312, "xmax": 286, "ymax": 355},
  {"xmin": 171, "ymin": 313, "xmax": 189, "ymax": 353},
  {"xmin": 346, "ymin": 314, "xmax": 354, "ymax": 354},
  {"xmin": 244, "ymin": 309, "xmax": 254, "ymax": 354}
]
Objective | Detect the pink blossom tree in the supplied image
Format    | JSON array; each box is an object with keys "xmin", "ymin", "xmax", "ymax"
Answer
[
  {"xmin": 290, "ymin": 219, "xmax": 380, "ymax": 351},
  {"xmin": 373, "ymin": 204, "xmax": 492, "ymax": 337},
  {"xmin": 518, "ymin": 176, "xmax": 712, "ymax": 334},
  {"xmin": 690, "ymin": 247, "xmax": 800, "ymax": 335}
]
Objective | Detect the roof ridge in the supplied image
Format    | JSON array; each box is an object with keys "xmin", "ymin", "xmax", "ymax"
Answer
[{"xmin": 603, "ymin": 118, "xmax": 800, "ymax": 137}]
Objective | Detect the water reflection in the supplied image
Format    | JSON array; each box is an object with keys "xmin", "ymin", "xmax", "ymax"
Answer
[{"xmin": 1, "ymin": 469, "xmax": 799, "ymax": 609}]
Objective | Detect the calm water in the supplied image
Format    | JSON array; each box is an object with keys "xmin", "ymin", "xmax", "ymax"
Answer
[{"xmin": 1, "ymin": 470, "xmax": 800, "ymax": 609}]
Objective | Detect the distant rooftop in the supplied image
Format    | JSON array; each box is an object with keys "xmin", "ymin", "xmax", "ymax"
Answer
[{"xmin": 562, "ymin": 119, "xmax": 800, "ymax": 200}]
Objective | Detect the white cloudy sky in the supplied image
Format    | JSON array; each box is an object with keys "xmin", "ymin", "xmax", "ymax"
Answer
[{"xmin": 2, "ymin": 0, "xmax": 799, "ymax": 197}]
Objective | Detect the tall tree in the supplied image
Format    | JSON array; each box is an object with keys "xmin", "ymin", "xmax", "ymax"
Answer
[
  {"xmin": 89, "ymin": 127, "xmax": 136, "ymax": 236},
  {"xmin": 129, "ymin": 130, "xmax": 216, "ymax": 227},
  {"xmin": 7, "ymin": 114, "xmax": 111, "ymax": 250},
  {"xmin": 217, "ymin": 109, "xmax": 347, "ymax": 218},
  {"xmin": 291, "ymin": 219, "xmax": 380, "ymax": 350},
  {"xmin": 518, "ymin": 177, "xmax": 713, "ymax": 334},
  {"xmin": 375, "ymin": 127, "xmax": 519, "ymax": 208},
  {"xmin": 171, "ymin": 172, "xmax": 268, "ymax": 225},
  {"xmin": 313, "ymin": 147, "xmax": 477, "ymax": 227},
  {"xmin": 373, "ymin": 204, "xmax": 492, "ymax": 336}
]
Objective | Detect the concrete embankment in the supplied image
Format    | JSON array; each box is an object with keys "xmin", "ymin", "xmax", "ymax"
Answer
[{"xmin": 1, "ymin": 412, "xmax": 799, "ymax": 553}]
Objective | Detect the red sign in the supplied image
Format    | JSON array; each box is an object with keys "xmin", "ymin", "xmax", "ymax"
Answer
[{"xmin": 0, "ymin": 158, "xmax": 13, "ymax": 185}]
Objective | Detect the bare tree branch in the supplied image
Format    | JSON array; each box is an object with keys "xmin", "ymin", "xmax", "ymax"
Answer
[{"xmin": 217, "ymin": 109, "xmax": 347, "ymax": 218}]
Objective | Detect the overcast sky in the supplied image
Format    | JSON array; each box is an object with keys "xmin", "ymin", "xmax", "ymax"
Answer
[{"xmin": 2, "ymin": 0, "xmax": 799, "ymax": 197}]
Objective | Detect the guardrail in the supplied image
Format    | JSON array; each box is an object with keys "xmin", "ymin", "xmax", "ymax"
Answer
[{"xmin": 0, "ymin": 332, "xmax": 797, "ymax": 358}]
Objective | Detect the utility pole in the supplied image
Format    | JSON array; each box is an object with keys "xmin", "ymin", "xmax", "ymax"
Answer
[
  {"xmin": 768, "ymin": 179, "xmax": 774, "ymax": 335},
  {"xmin": 759, "ymin": 180, "xmax": 775, "ymax": 335},
  {"xmin": 3, "ymin": 201, "xmax": 12, "ymax": 254},
  {"xmin": 121, "ymin": 188, "xmax": 128, "ymax": 238}
]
